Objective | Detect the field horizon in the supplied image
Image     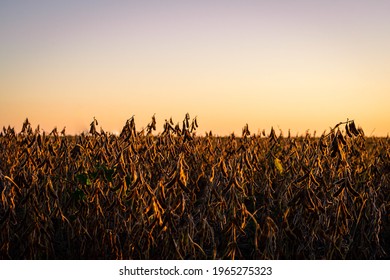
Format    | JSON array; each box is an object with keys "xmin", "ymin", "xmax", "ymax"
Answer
[{"xmin": 2, "ymin": 115, "xmax": 387, "ymax": 139}]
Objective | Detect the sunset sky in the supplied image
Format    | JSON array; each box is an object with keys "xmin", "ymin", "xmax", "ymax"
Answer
[{"xmin": 1, "ymin": 0, "xmax": 389, "ymax": 136}]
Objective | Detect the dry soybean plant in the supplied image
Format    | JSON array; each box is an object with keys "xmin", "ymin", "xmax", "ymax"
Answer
[{"xmin": 0, "ymin": 116, "xmax": 389, "ymax": 259}]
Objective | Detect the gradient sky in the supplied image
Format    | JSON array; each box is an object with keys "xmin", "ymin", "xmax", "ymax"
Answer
[{"xmin": 1, "ymin": 0, "xmax": 389, "ymax": 136}]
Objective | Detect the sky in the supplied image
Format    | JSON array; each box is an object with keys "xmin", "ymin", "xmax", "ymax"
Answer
[{"xmin": 1, "ymin": 0, "xmax": 389, "ymax": 136}]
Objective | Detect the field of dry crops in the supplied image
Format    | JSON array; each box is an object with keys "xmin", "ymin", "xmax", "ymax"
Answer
[{"xmin": 0, "ymin": 115, "xmax": 389, "ymax": 259}]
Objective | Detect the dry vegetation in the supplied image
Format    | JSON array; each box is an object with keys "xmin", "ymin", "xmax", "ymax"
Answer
[{"xmin": 0, "ymin": 114, "xmax": 389, "ymax": 259}]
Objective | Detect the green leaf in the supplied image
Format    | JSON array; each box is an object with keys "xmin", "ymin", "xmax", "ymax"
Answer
[
  {"xmin": 274, "ymin": 158, "xmax": 284, "ymax": 174},
  {"xmin": 76, "ymin": 173, "xmax": 91, "ymax": 186}
]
